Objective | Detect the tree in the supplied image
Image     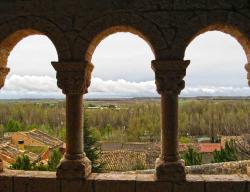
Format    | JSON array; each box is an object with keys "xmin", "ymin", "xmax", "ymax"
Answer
[
  {"xmin": 5, "ymin": 119, "xmax": 22, "ymax": 132},
  {"xmin": 84, "ymin": 113, "xmax": 104, "ymax": 172},
  {"xmin": 182, "ymin": 146, "xmax": 202, "ymax": 166},
  {"xmin": 47, "ymin": 149, "xmax": 62, "ymax": 171},
  {"xmin": 212, "ymin": 140, "xmax": 238, "ymax": 163},
  {"xmin": 10, "ymin": 155, "xmax": 32, "ymax": 170}
]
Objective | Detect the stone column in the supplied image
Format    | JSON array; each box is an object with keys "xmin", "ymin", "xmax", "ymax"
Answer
[
  {"xmin": 244, "ymin": 63, "xmax": 250, "ymax": 176},
  {"xmin": 0, "ymin": 67, "xmax": 9, "ymax": 89},
  {"xmin": 152, "ymin": 60, "xmax": 189, "ymax": 181},
  {"xmin": 0, "ymin": 67, "xmax": 9, "ymax": 171},
  {"xmin": 245, "ymin": 63, "xmax": 250, "ymax": 86},
  {"xmin": 52, "ymin": 61, "xmax": 93, "ymax": 179}
]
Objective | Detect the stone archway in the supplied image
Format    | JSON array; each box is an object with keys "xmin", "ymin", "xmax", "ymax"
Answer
[
  {"xmin": 0, "ymin": 16, "xmax": 71, "ymax": 66},
  {"xmin": 177, "ymin": 11, "xmax": 250, "ymax": 61},
  {"xmin": 73, "ymin": 13, "xmax": 167, "ymax": 62},
  {"xmin": 0, "ymin": 16, "xmax": 71, "ymax": 88},
  {"xmin": 176, "ymin": 11, "xmax": 250, "ymax": 86}
]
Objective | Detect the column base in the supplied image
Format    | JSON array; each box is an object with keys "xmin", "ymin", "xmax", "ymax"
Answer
[
  {"xmin": 56, "ymin": 155, "xmax": 91, "ymax": 180},
  {"xmin": 155, "ymin": 157, "xmax": 186, "ymax": 182}
]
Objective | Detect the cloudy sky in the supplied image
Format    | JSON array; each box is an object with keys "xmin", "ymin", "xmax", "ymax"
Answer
[{"xmin": 0, "ymin": 31, "xmax": 248, "ymax": 99}]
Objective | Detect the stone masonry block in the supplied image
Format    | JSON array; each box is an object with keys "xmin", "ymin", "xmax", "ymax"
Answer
[
  {"xmin": 94, "ymin": 173, "xmax": 136, "ymax": 192},
  {"xmin": 0, "ymin": 175, "xmax": 12, "ymax": 192},
  {"xmin": 203, "ymin": 175, "xmax": 246, "ymax": 192},
  {"xmin": 136, "ymin": 174, "xmax": 172, "ymax": 192},
  {"xmin": 174, "ymin": 175, "xmax": 205, "ymax": 192}
]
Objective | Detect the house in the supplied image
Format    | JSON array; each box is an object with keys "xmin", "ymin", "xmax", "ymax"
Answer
[
  {"xmin": 1, "ymin": 129, "xmax": 65, "ymax": 164},
  {"xmin": 0, "ymin": 142, "xmax": 39, "ymax": 164},
  {"xmin": 5, "ymin": 129, "xmax": 64, "ymax": 149}
]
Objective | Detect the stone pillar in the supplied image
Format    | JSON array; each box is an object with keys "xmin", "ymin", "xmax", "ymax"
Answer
[
  {"xmin": 0, "ymin": 67, "xmax": 9, "ymax": 171},
  {"xmin": 245, "ymin": 63, "xmax": 250, "ymax": 177},
  {"xmin": 0, "ymin": 67, "xmax": 9, "ymax": 89},
  {"xmin": 152, "ymin": 60, "xmax": 189, "ymax": 181},
  {"xmin": 52, "ymin": 61, "xmax": 93, "ymax": 179},
  {"xmin": 245, "ymin": 63, "xmax": 250, "ymax": 86}
]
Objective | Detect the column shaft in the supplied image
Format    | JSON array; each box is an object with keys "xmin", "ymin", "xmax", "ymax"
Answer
[
  {"xmin": 65, "ymin": 94, "xmax": 83, "ymax": 158},
  {"xmin": 0, "ymin": 67, "xmax": 9, "ymax": 172},
  {"xmin": 161, "ymin": 92, "xmax": 178, "ymax": 162}
]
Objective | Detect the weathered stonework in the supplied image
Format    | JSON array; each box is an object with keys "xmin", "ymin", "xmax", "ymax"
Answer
[
  {"xmin": 0, "ymin": 159, "xmax": 3, "ymax": 172},
  {"xmin": 152, "ymin": 60, "xmax": 190, "ymax": 95},
  {"xmin": 152, "ymin": 60, "xmax": 189, "ymax": 181},
  {"xmin": 245, "ymin": 63, "xmax": 250, "ymax": 86},
  {"xmin": 52, "ymin": 62, "xmax": 94, "ymax": 95},
  {"xmin": 0, "ymin": 170, "xmax": 250, "ymax": 192},
  {"xmin": 187, "ymin": 160, "xmax": 250, "ymax": 175},
  {"xmin": 52, "ymin": 61, "xmax": 93, "ymax": 179},
  {"xmin": 0, "ymin": 0, "xmax": 249, "ymax": 187},
  {"xmin": 155, "ymin": 159, "xmax": 186, "ymax": 182},
  {"xmin": 0, "ymin": 67, "xmax": 9, "ymax": 89},
  {"xmin": 57, "ymin": 156, "xmax": 91, "ymax": 180}
]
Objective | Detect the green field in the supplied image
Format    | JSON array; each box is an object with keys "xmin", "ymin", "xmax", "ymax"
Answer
[{"xmin": 0, "ymin": 98, "xmax": 250, "ymax": 143}]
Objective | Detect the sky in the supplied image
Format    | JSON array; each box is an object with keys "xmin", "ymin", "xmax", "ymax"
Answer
[{"xmin": 0, "ymin": 31, "xmax": 248, "ymax": 99}]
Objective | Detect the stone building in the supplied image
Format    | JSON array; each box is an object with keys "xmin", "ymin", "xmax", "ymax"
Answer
[
  {"xmin": 0, "ymin": 142, "xmax": 38, "ymax": 164},
  {"xmin": 0, "ymin": 0, "xmax": 250, "ymax": 192},
  {"xmin": 0, "ymin": 129, "xmax": 64, "ymax": 165},
  {"xmin": 7, "ymin": 129, "xmax": 64, "ymax": 149}
]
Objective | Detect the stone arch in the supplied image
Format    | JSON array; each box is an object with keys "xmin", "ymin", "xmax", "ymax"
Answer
[
  {"xmin": 178, "ymin": 11, "xmax": 250, "ymax": 86},
  {"xmin": 73, "ymin": 13, "xmax": 167, "ymax": 61},
  {"xmin": 178, "ymin": 11, "xmax": 250, "ymax": 62},
  {"xmin": 0, "ymin": 16, "xmax": 71, "ymax": 68}
]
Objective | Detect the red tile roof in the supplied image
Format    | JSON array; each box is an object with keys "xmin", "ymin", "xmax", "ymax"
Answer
[
  {"xmin": 179, "ymin": 143, "xmax": 221, "ymax": 153},
  {"xmin": 198, "ymin": 143, "xmax": 221, "ymax": 153}
]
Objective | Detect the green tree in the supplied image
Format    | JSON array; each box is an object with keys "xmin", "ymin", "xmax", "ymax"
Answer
[
  {"xmin": 47, "ymin": 149, "xmax": 62, "ymax": 171},
  {"xmin": 212, "ymin": 140, "xmax": 238, "ymax": 163},
  {"xmin": 5, "ymin": 119, "xmax": 22, "ymax": 132},
  {"xmin": 10, "ymin": 155, "xmax": 32, "ymax": 170},
  {"xmin": 182, "ymin": 147, "xmax": 202, "ymax": 166},
  {"xmin": 84, "ymin": 113, "xmax": 104, "ymax": 172}
]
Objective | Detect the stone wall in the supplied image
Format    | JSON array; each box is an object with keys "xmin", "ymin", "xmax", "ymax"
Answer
[
  {"xmin": 0, "ymin": 170, "xmax": 250, "ymax": 192},
  {"xmin": 0, "ymin": 0, "xmax": 249, "ymax": 65},
  {"xmin": 0, "ymin": 0, "xmax": 250, "ymax": 188},
  {"xmin": 186, "ymin": 160, "xmax": 250, "ymax": 175}
]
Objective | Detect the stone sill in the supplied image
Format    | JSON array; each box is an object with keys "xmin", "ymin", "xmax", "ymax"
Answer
[{"xmin": 0, "ymin": 170, "xmax": 250, "ymax": 192}]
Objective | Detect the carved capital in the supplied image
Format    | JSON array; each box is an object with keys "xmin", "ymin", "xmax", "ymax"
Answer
[
  {"xmin": 0, "ymin": 67, "xmax": 10, "ymax": 89},
  {"xmin": 151, "ymin": 60, "xmax": 190, "ymax": 95},
  {"xmin": 245, "ymin": 63, "xmax": 250, "ymax": 87},
  {"xmin": 52, "ymin": 61, "xmax": 94, "ymax": 95}
]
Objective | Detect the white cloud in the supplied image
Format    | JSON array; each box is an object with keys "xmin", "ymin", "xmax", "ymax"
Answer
[
  {"xmin": 0, "ymin": 75, "xmax": 62, "ymax": 99},
  {"xmin": 89, "ymin": 77, "xmax": 156, "ymax": 93},
  {"xmin": 0, "ymin": 75, "xmax": 249, "ymax": 99},
  {"xmin": 182, "ymin": 86, "xmax": 250, "ymax": 97}
]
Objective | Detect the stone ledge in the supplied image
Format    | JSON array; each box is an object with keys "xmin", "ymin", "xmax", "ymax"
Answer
[{"xmin": 0, "ymin": 170, "xmax": 249, "ymax": 192}]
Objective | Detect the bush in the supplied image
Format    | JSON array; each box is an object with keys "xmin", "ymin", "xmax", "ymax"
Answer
[
  {"xmin": 33, "ymin": 162, "xmax": 48, "ymax": 171},
  {"xmin": 47, "ymin": 149, "xmax": 62, "ymax": 171},
  {"xmin": 212, "ymin": 140, "xmax": 237, "ymax": 163},
  {"xmin": 10, "ymin": 155, "xmax": 32, "ymax": 170},
  {"xmin": 182, "ymin": 146, "xmax": 202, "ymax": 166},
  {"xmin": 5, "ymin": 119, "xmax": 22, "ymax": 132},
  {"xmin": 84, "ymin": 113, "xmax": 104, "ymax": 172},
  {"xmin": 10, "ymin": 149, "xmax": 62, "ymax": 171}
]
